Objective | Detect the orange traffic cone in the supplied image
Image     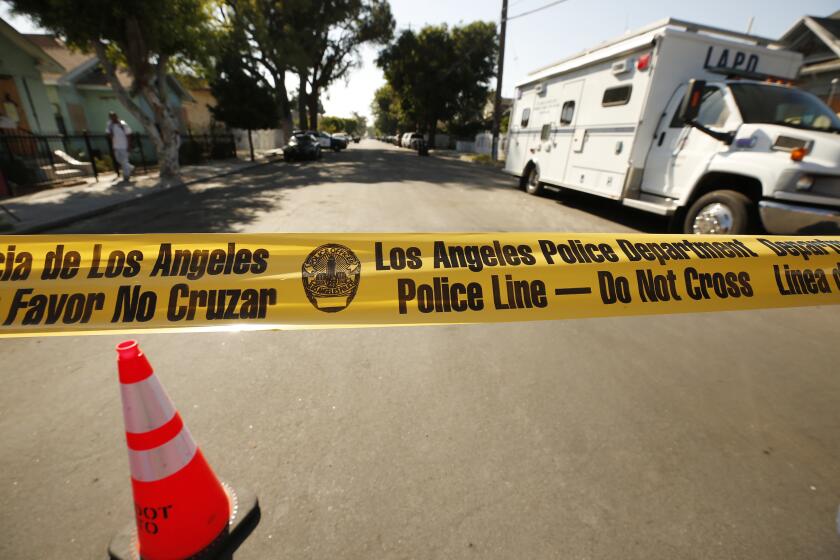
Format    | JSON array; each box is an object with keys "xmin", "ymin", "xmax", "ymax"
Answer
[{"xmin": 108, "ymin": 341, "xmax": 258, "ymax": 560}]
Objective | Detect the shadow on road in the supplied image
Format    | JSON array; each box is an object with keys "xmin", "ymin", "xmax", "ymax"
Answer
[
  {"xmin": 539, "ymin": 187, "xmax": 670, "ymax": 233},
  {"xmin": 54, "ymin": 145, "xmax": 671, "ymax": 234}
]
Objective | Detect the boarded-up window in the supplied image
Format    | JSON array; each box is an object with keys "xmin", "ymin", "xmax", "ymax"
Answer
[
  {"xmin": 0, "ymin": 77, "xmax": 30, "ymax": 130},
  {"xmin": 66, "ymin": 103, "xmax": 88, "ymax": 132}
]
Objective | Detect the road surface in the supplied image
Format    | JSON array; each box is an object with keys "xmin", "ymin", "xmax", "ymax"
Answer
[{"xmin": 1, "ymin": 141, "xmax": 839, "ymax": 559}]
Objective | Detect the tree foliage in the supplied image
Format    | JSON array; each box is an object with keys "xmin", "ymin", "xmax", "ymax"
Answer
[
  {"xmin": 319, "ymin": 115, "xmax": 363, "ymax": 135},
  {"xmin": 376, "ymin": 22, "xmax": 497, "ymax": 137},
  {"xmin": 216, "ymin": 0, "xmax": 393, "ymax": 134},
  {"xmin": 209, "ymin": 47, "xmax": 278, "ymax": 131},
  {"xmin": 295, "ymin": 0, "xmax": 394, "ymax": 129},
  {"xmin": 10, "ymin": 0, "xmax": 213, "ymax": 181},
  {"xmin": 351, "ymin": 112, "xmax": 367, "ymax": 136},
  {"xmin": 371, "ymin": 83, "xmax": 409, "ymax": 135},
  {"xmin": 214, "ymin": 0, "xmax": 311, "ymax": 139}
]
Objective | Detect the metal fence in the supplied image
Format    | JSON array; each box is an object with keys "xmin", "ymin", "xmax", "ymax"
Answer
[{"xmin": 0, "ymin": 131, "xmax": 236, "ymax": 196}]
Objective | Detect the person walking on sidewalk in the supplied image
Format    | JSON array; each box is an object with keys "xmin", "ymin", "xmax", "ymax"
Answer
[{"xmin": 106, "ymin": 112, "xmax": 135, "ymax": 182}]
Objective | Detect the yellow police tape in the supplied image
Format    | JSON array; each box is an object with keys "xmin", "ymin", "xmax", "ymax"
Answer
[{"xmin": 1, "ymin": 233, "xmax": 839, "ymax": 337}]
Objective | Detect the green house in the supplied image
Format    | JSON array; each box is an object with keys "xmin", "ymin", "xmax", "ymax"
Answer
[
  {"xmin": 0, "ymin": 17, "xmax": 63, "ymax": 133},
  {"xmin": 1, "ymin": 17, "xmax": 190, "ymax": 137},
  {"xmin": 1, "ymin": 17, "xmax": 196, "ymax": 188},
  {"xmin": 24, "ymin": 33, "xmax": 192, "ymax": 136}
]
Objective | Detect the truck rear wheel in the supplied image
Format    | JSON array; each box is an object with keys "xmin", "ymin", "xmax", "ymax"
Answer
[
  {"xmin": 525, "ymin": 165, "xmax": 544, "ymax": 196},
  {"xmin": 683, "ymin": 190, "xmax": 753, "ymax": 235}
]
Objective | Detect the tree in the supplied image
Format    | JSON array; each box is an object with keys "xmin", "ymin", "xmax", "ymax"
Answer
[
  {"xmin": 10, "ymin": 0, "xmax": 213, "ymax": 182},
  {"xmin": 319, "ymin": 116, "xmax": 346, "ymax": 134},
  {"xmin": 371, "ymin": 83, "xmax": 408, "ymax": 135},
  {"xmin": 296, "ymin": 0, "xmax": 394, "ymax": 129},
  {"xmin": 216, "ymin": 0, "xmax": 311, "ymax": 142},
  {"xmin": 351, "ymin": 111, "xmax": 367, "ymax": 137},
  {"xmin": 377, "ymin": 22, "xmax": 497, "ymax": 141},
  {"xmin": 209, "ymin": 45, "xmax": 279, "ymax": 160},
  {"xmin": 319, "ymin": 116, "xmax": 358, "ymax": 134}
]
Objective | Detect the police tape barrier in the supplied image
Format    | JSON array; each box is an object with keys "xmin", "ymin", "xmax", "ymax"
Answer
[{"xmin": 1, "ymin": 233, "xmax": 839, "ymax": 337}]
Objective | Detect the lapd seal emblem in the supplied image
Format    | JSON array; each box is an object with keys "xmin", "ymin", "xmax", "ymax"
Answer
[{"xmin": 301, "ymin": 244, "xmax": 361, "ymax": 312}]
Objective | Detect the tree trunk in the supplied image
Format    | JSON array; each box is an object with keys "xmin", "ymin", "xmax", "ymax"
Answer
[
  {"xmin": 157, "ymin": 132, "xmax": 181, "ymax": 180},
  {"xmin": 427, "ymin": 118, "xmax": 437, "ymax": 149},
  {"xmin": 93, "ymin": 42, "xmax": 184, "ymax": 183},
  {"xmin": 140, "ymin": 83, "xmax": 182, "ymax": 183},
  {"xmin": 297, "ymin": 73, "xmax": 309, "ymax": 130},
  {"xmin": 93, "ymin": 42, "xmax": 183, "ymax": 183},
  {"xmin": 307, "ymin": 85, "xmax": 320, "ymax": 130},
  {"xmin": 274, "ymin": 81, "xmax": 294, "ymax": 148}
]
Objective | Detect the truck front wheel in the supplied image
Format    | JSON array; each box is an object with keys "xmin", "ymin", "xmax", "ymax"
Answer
[{"xmin": 683, "ymin": 190, "xmax": 753, "ymax": 235}]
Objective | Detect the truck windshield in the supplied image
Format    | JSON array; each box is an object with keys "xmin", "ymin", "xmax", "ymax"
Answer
[{"xmin": 729, "ymin": 83, "xmax": 840, "ymax": 134}]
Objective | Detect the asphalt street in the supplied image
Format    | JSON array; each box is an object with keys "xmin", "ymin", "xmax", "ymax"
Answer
[{"xmin": 1, "ymin": 141, "xmax": 839, "ymax": 559}]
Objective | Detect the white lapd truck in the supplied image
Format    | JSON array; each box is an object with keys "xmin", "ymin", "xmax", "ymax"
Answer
[{"xmin": 504, "ymin": 18, "xmax": 840, "ymax": 235}]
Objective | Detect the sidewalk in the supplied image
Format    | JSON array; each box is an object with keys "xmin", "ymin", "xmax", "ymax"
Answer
[
  {"xmin": 0, "ymin": 154, "xmax": 280, "ymax": 234},
  {"xmin": 432, "ymin": 149, "xmax": 506, "ymax": 169}
]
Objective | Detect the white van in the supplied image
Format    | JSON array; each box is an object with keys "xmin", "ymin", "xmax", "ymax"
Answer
[
  {"xmin": 504, "ymin": 18, "xmax": 840, "ymax": 235},
  {"xmin": 401, "ymin": 132, "xmax": 423, "ymax": 148}
]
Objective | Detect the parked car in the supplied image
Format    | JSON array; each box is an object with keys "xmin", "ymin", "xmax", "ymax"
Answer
[
  {"xmin": 401, "ymin": 132, "xmax": 423, "ymax": 149},
  {"xmin": 332, "ymin": 133, "xmax": 352, "ymax": 150},
  {"xmin": 283, "ymin": 133, "xmax": 322, "ymax": 161},
  {"xmin": 407, "ymin": 133, "xmax": 424, "ymax": 149},
  {"xmin": 352, "ymin": 135, "xmax": 361, "ymax": 143},
  {"xmin": 308, "ymin": 131, "xmax": 346, "ymax": 152}
]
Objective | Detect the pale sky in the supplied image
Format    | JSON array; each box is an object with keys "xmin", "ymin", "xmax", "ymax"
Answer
[{"xmin": 3, "ymin": 0, "xmax": 838, "ymax": 120}]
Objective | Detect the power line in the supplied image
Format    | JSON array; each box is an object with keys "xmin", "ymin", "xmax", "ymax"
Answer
[{"xmin": 506, "ymin": 0, "xmax": 570, "ymax": 21}]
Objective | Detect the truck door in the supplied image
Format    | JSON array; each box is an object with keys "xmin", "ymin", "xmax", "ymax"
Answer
[
  {"xmin": 642, "ymin": 85, "xmax": 731, "ymax": 198},
  {"xmin": 539, "ymin": 80, "xmax": 584, "ymax": 185}
]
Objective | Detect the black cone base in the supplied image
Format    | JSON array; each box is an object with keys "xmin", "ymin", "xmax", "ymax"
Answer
[{"xmin": 109, "ymin": 484, "xmax": 260, "ymax": 560}]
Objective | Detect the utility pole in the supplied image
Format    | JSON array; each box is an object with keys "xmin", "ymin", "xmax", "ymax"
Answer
[{"xmin": 491, "ymin": 0, "xmax": 508, "ymax": 161}]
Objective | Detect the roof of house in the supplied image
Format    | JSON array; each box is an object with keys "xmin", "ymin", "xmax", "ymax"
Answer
[
  {"xmin": 780, "ymin": 11, "xmax": 840, "ymax": 64},
  {"xmin": 22, "ymin": 33, "xmax": 92, "ymax": 82},
  {"xmin": 18, "ymin": 32, "xmax": 192, "ymax": 100},
  {"xmin": 0, "ymin": 17, "xmax": 64, "ymax": 74}
]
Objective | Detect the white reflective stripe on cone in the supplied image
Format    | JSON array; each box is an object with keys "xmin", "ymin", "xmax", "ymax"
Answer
[
  {"xmin": 128, "ymin": 426, "xmax": 198, "ymax": 482},
  {"xmin": 120, "ymin": 374, "xmax": 176, "ymax": 434}
]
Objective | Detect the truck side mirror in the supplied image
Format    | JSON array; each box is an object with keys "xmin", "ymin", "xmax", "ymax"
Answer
[{"xmin": 676, "ymin": 79, "xmax": 706, "ymax": 124}]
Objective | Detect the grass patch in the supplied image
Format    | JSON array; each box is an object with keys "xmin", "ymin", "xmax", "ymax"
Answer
[{"xmin": 462, "ymin": 153, "xmax": 504, "ymax": 167}]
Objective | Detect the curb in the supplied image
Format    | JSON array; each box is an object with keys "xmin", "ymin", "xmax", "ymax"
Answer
[
  {"xmin": 8, "ymin": 158, "xmax": 277, "ymax": 234},
  {"xmin": 431, "ymin": 152, "xmax": 508, "ymax": 175}
]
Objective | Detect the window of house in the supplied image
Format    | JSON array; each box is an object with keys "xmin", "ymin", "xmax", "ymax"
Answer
[
  {"xmin": 520, "ymin": 108, "xmax": 531, "ymax": 128},
  {"xmin": 560, "ymin": 101, "xmax": 575, "ymax": 125},
  {"xmin": 602, "ymin": 85, "xmax": 632, "ymax": 107},
  {"xmin": 540, "ymin": 124, "xmax": 551, "ymax": 141}
]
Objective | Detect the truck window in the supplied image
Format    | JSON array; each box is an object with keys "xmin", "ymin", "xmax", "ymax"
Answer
[
  {"xmin": 729, "ymin": 83, "xmax": 840, "ymax": 133},
  {"xmin": 670, "ymin": 87, "xmax": 729, "ymax": 128},
  {"xmin": 602, "ymin": 85, "xmax": 632, "ymax": 107},
  {"xmin": 540, "ymin": 124, "xmax": 551, "ymax": 141},
  {"xmin": 560, "ymin": 101, "xmax": 575, "ymax": 125},
  {"xmin": 521, "ymin": 108, "xmax": 531, "ymax": 128}
]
